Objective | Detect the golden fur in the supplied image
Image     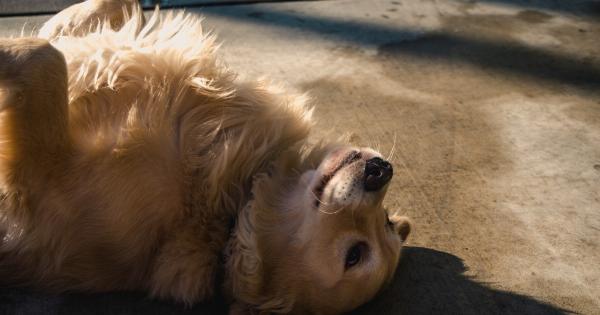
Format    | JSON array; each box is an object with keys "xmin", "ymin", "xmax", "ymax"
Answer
[{"xmin": 0, "ymin": 1, "xmax": 411, "ymax": 314}]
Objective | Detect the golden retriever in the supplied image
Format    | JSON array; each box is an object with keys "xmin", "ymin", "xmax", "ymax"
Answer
[{"xmin": 0, "ymin": 1, "xmax": 411, "ymax": 314}]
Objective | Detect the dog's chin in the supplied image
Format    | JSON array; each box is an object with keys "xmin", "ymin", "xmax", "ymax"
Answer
[{"xmin": 306, "ymin": 147, "xmax": 387, "ymax": 208}]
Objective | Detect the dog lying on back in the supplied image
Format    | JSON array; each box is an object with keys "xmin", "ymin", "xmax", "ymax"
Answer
[{"xmin": 0, "ymin": 1, "xmax": 411, "ymax": 314}]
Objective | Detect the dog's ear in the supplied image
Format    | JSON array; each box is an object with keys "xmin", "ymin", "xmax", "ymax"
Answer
[{"xmin": 389, "ymin": 214, "xmax": 412, "ymax": 242}]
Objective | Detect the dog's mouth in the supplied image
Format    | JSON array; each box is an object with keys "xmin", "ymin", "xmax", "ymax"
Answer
[{"xmin": 313, "ymin": 150, "xmax": 362, "ymax": 207}]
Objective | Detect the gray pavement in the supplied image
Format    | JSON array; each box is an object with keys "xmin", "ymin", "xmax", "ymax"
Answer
[{"xmin": 1, "ymin": 0, "xmax": 599, "ymax": 314}]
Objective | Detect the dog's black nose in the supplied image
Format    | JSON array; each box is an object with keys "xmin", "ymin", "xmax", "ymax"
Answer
[{"xmin": 364, "ymin": 157, "xmax": 393, "ymax": 192}]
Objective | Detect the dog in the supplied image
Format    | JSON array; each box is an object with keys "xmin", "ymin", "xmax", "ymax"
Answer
[{"xmin": 0, "ymin": 1, "xmax": 411, "ymax": 314}]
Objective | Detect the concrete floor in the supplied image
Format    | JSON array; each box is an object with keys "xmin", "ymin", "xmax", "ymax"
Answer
[{"xmin": 1, "ymin": 0, "xmax": 599, "ymax": 314}]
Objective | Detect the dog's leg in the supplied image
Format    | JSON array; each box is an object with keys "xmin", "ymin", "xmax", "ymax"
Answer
[
  {"xmin": 39, "ymin": 0, "xmax": 143, "ymax": 40},
  {"xmin": 0, "ymin": 38, "xmax": 71, "ymax": 192},
  {"xmin": 149, "ymin": 216, "xmax": 231, "ymax": 305}
]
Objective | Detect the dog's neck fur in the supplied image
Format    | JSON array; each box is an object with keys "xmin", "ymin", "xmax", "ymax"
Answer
[
  {"xmin": 186, "ymin": 85, "xmax": 313, "ymax": 218},
  {"xmin": 222, "ymin": 142, "xmax": 339, "ymax": 313}
]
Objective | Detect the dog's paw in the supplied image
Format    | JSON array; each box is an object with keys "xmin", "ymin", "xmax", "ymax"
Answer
[{"xmin": 39, "ymin": 0, "xmax": 141, "ymax": 39}]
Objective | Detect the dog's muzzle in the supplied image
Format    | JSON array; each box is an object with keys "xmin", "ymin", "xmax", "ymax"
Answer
[{"xmin": 364, "ymin": 157, "xmax": 393, "ymax": 192}]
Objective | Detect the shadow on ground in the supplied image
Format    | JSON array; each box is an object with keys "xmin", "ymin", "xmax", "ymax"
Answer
[
  {"xmin": 352, "ymin": 247, "xmax": 568, "ymax": 315},
  {"xmin": 0, "ymin": 248, "xmax": 568, "ymax": 315},
  {"xmin": 379, "ymin": 32, "xmax": 600, "ymax": 95},
  {"xmin": 201, "ymin": 2, "xmax": 600, "ymax": 94},
  {"xmin": 470, "ymin": 0, "xmax": 600, "ymax": 18}
]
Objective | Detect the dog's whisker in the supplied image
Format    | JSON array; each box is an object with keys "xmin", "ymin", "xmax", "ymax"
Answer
[
  {"xmin": 309, "ymin": 188, "xmax": 332, "ymax": 206},
  {"xmin": 375, "ymin": 139, "xmax": 381, "ymax": 154},
  {"xmin": 387, "ymin": 133, "xmax": 397, "ymax": 163},
  {"xmin": 317, "ymin": 205, "xmax": 345, "ymax": 215}
]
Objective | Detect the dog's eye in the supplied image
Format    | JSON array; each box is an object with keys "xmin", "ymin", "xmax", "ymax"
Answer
[{"xmin": 345, "ymin": 242, "xmax": 367, "ymax": 269}]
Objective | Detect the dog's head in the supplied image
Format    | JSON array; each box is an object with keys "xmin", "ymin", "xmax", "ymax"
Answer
[{"xmin": 225, "ymin": 145, "xmax": 411, "ymax": 314}]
